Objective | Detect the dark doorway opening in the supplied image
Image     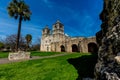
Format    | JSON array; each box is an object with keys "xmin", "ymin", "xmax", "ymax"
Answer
[
  {"xmin": 72, "ymin": 44, "xmax": 78, "ymax": 52},
  {"xmin": 88, "ymin": 43, "xmax": 98, "ymax": 54},
  {"xmin": 47, "ymin": 46, "xmax": 49, "ymax": 51},
  {"xmin": 61, "ymin": 45, "xmax": 65, "ymax": 52}
]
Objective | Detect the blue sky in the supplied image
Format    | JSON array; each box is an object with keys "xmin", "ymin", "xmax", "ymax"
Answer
[{"xmin": 0, "ymin": 0, "xmax": 103, "ymax": 44}]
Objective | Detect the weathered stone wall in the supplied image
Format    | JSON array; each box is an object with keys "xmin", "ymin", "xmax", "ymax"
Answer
[
  {"xmin": 50, "ymin": 37, "xmax": 97, "ymax": 53},
  {"xmin": 95, "ymin": 0, "xmax": 120, "ymax": 79},
  {"xmin": 8, "ymin": 51, "xmax": 30, "ymax": 60},
  {"xmin": 40, "ymin": 20, "xmax": 97, "ymax": 53}
]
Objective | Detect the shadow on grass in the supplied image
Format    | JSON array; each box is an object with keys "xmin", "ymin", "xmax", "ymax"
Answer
[{"xmin": 67, "ymin": 53, "xmax": 98, "ymax": 80}]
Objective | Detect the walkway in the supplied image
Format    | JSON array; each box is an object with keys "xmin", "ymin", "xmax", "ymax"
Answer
[{"xmin": 0, "ymin": 53, "xmax": 68, "ymax": 64}]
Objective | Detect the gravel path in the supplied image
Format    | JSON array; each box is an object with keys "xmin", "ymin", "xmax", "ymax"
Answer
[{"xmin": 0, "ymin": 53, "xmax": 68, "ymax": 64}]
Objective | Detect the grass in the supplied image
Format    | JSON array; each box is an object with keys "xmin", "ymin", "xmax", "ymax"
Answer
[
  {"xmin": 67, "ymin": 53, "xmax": 98, "ymax": 79},
  {"xmin": 0, "ymin": 52, "xmax": 9, "ymax": 58},
  {"xmin": 0, "ymin": 53, "xmax": 87, "ymax": 80},
  {"xmin": 0, "ymin": 51, "xmax": 97, "ymax": 79},
  {"xmin": 31, "ymin": 51, "xmax": 66, "ymax": 56},
  {"xmin": 0, "ymin": 51, "xmax": 66, "ymax": 58}
]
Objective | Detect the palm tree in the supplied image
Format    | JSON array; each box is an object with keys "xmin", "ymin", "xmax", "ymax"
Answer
[
  {"xmin": 25, "ymin": 34, "xmax": 32, "ymax": 50},
  {"xmin": 7, "ymin": 0, "xmax": 31, "ymax": 51}
]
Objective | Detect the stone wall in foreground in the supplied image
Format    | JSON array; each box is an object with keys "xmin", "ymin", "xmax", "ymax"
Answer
[
  {"xmin": 8, "ymin": 51, "xmax": 30, "ymax": 60},
  {"xmin": 95, "ymin": 0, "xmax": 120, "ymax": 79}
]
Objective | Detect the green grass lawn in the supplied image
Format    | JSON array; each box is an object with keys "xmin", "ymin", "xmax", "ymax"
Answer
[
  {"xmin": 0, "ymin": 51, "xmax": 66, "ymax": 58},
  {"xmin": 0, "ymin": 53, "xmax": 91, "ymax": 80},
  {"xmin": 0, "ymin": 52, "xmax": 9, "ymax": 58},
  {"xmin": 0, "ymin": 52, "xmax": 97, "ymax": 80},
  {"xmin": 31, "ymin": 51, "xmax": 66, "ymax": 56}
]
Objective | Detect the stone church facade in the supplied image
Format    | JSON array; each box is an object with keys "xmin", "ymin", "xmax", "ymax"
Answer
[{"xmin": 40, "ymin": 20, "xmax": 98, "ymax": 53}]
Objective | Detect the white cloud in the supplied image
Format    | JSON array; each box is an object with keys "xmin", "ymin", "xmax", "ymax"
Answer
[
  {"xmin": 23, "ymin": 26, "xmax": 42, "ymax": 32},
  {"xmin": 0, "ymin": 35, "xmax": 6, "ymax": 39},
  {"xmin": 62, "ymin": 9, "xmax": 98, "ymax": 37},
  {"xmin": 42, "ymin": 0, "xmax": 54, "ymax": 8},
  {"xmin": 43, "ymin": 0, "xmax": 49, "ymax": 4},
  {"xmin": 0, "ymin": 7, "xmax": 8, "ymax": 18}
]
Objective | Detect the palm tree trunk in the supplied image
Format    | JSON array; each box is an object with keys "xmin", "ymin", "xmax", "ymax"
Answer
[
  {"xmin": 16, "ymin": 15, "xmax": 22, "ymax": 51},
  {"xmin": 26, "ymin": 42, "xmax": 29, "ymax": 51}
]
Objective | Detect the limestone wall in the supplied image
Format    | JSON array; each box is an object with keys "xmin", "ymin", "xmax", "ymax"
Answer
[
  {"xmin": 49, "ymin": 37, "xmax": 97, "ymax": 53},
  {"xmin": 95, "ymin": 0, "xmax": 120, "ymax": 79},
  {"xmin": 40, "ymin": 20, "xmax": 97, "ymax": 53},
  {"xmin": 8, "ymin": 51, "xmax": 30, "ymax": 60}
]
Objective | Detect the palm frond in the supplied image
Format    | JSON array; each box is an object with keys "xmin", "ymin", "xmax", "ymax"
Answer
[{"xmin": 7, "ymin": 0, "xmax": 31, "ymax": 21}]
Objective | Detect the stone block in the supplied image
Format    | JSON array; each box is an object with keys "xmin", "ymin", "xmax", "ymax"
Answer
[{"xmin": 8, "ymin": 51, "xmax": 31, "ymax": 61}]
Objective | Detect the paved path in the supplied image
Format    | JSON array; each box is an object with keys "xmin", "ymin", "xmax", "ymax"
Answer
[{"xmin": 0, "ymin": 53, "xmax": 68, "ymax": 64}]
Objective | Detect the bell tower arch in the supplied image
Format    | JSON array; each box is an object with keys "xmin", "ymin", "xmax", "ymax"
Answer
[{"xmin": 42, "ymin": 25, "xmax": 50, "ymax": 38}]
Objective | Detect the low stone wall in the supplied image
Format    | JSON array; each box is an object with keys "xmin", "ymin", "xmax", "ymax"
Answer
[{"xmin": 8, "ymin": 51, "xmax": 31, "ymax": 61}]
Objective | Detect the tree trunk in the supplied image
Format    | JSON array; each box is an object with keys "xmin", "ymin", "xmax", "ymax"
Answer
[
  {"xmin": 16, "ymin": 15, "xmax": 22, "ymax": 51},
  {"xmin": 26, "ymin": 42, "xmax": 29, "ymax": 51}
]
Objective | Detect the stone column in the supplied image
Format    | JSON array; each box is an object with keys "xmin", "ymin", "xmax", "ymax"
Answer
[{"xmin": 81, "ymin": 39, "xmax": 88, "ymax": 53}]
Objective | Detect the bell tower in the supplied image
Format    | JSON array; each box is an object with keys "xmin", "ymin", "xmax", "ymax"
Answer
[
  {"xmin": 42, "ymin": 25, "xmax": 50, "ymax": 38},
  {"xmin": 53, "ymin": 20, "xmax": 64, "ymax": 35},
  {"xmin": 52, "ymin": 20, "xmax": 64, "ymax": 42}
]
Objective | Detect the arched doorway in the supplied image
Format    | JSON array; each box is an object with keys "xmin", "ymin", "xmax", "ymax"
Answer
[
  {"xmin": 72, "ymin": 44, "xmax": 78, "ymax": 52},
  {"xmin": 88, "ymin": 43, "xmax": 98, "ymax": 54},
  {"xmin": 60, "ymin": 45, "xmax": 65, "ymax": 52},
  {"xmin": 47, "ymin": 46, "xmax": 49, "ymax": 51}
]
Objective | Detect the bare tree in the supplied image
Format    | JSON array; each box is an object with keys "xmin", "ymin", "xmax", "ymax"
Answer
[
  {"xmin": 31, "ymin": 37, "xmax": 40, "ymax": 51},
  {"xmin": 0, "ymin": 42, "xmax": 4, "ymax": 51},
  {"xmin": 5, "ymin": 34, "xmax": 26, "ymax": 51}
]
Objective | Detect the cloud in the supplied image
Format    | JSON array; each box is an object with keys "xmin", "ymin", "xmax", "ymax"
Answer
[
  {"xmin": 62, "ymin": 9, "xmax": 100, "ymax": 37},
  {"xmin": 0, "ymin": 18, "xmax": 18, "ymax": 28},
  {"xmin": 43, "ymin": 0, "xmax": 49, "ymax": 4},
  {"xmin": 0, "ymin": 22, "xmax": 16, "ymax": 28},
  {"xmin": 0, "ymin": 7, "xmax": 8, "ymax": 18},
  {"xmin": 0, "ymin": 35, "xmax": 6, "ymax": 39},
  {"xmin": 65, "ymin": 25, "xmax": 86, "ymax": 37},
  {"xmin": 0, "ymin": 7, "xmax": 5, "ymax": 12},
  {"xmin": 0, "ymin": 18, "xmax": 42, "ymax": 41},
  {"xmin": 0, "ymin": 0, "xmax": 102, "ymax": 43},
  {"xmin": 22, "ymin": 24, "xmax": 43, "ymax": 32},
  {"xmin": 42, "ymin": 0, "xmax": 54, "ymax": 8},
  {"xmin": 21, "ymin": 23, "xmax": 43, "ymax": 41}
]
